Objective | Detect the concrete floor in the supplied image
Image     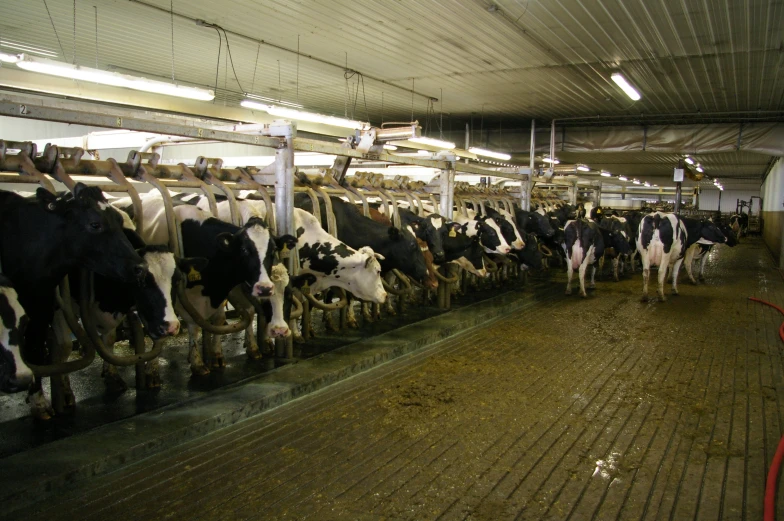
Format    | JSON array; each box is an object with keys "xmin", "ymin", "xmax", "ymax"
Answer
[{"xmin": 9, "ymin": 237, "xmax": 784, "ymax": 521}]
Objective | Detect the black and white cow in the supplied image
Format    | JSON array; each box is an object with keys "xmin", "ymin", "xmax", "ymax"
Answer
[
  {"xmin": 597, "ymin": 216, "xmax": 632, "ymax": 281},
  {"xmin": 681, "ymin": 218, "xmax": 733, "ymax": 285},
  {"xmin": 563, "ymin": 219, "xmax": 605, "ymax": 297},
  {"xmin": 512, "ymin": 233, "xmax": 544, "ymax": 270},
  {"xmin": 0, "ymin": 275, "xmax": 32, "ymax": 394},
  {"xmin": 467, "ymin": 205, "xmax": 525, "ymax": 251},
  {"xmin": 296, "ymin": 195, "xmax": 429, "ymax": 285},
  {"xmin": 454, "ymin": 211, "xmax": 513, "ymax": 255},
  {"xmin": 514, "ymin": 208, "xmax": 556, "ymax": 239},
  {"xmin": 113, "ymin": 193, "xmax": 295, "ymax": 374},
  {"xmin": 374, "ymin": 205, "xmax": 449, "ymax": 264},
  {"xmin": 636, "ymin": 213, "xmax": 726, "ymax": 301}
]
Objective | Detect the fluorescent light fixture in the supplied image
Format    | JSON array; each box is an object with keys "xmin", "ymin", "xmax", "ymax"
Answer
[
  {"xmin": 409, "ymin": 136, "xmax": 455, "ymax": 149},
  {"xmin": 0, "ymin": 52, "xmax": 19, "ymax": 63},
  {"xmin": 468, "ymin": 147, "xmax": 511, "ymax": 160},
  {"xmin": 542, "ymin": 157, "xmax": 560, "ymax": 164},
  {"xmin": 0, "ymin": 40, "xmax": 58, "ymax": 58},
  {"xmin": 696, "ymin": 166, "xmax": 704, "ymax": 173},
  {"xmin": 611, "ymin": 72, "xmax": 641, "ymax": 101},
  {"xmin": 644, "ymin": 182, "xmax": 651, "ymax": 187},
  {"xmin": 632, "ymin": 179, "xmax": 641, "ymax": 184},
  {"xmin": 241, "ymin": 99, "xmax": 368, "ymax": 129},
  {"xmin": 383, "ymin": 144, "xmax": 398, "ymax": 151},
  {"xmin": 618, "ymin": 176, "xmax": 629, "ymax": 181},
  {"xmin": 244, "ymin": 93, "xmax": 304, "ymax": 109},
  {"xmin": 653, "ymin": 184, "xmax": 658, "ymax": 187},
  {"xmin": 684, "ymin": 157, "xmax": 694, "ymax": 165},
  {"xmin": 576, "ymin": 165, "xmax": 590, "ymax": 172},
  {"xmin": 600, "ymin": 171, "xmax": 612, "ymax": 177},
  {"xmin": 16, "ymin": 55, "xmax": 215, "ymax": 100},
  {"xmin": 417, "ymin": 150, "xmax": 432, "ymax": 156}
]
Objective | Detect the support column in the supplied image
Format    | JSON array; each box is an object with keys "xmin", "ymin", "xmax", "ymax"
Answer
[
  {"xmin": 273, "ymin": 126, "xmax": 296, "ymax": 364},
  {"xmin": 439, "ymin": 164, "xmax": 455, "ymax": 219}
]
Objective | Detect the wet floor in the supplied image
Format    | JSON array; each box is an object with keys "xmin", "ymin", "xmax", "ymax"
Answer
[{"xmin": 8, "ymin": 238, "xmax": 784, "ymax": 520}]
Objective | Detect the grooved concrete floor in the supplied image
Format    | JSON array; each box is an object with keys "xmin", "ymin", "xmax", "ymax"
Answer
[{"xmin": 10, "ymin": 238, "xmax": 784, "ymax": 521}]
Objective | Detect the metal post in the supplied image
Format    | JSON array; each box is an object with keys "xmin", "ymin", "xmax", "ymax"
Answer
[
  {"xmin": 274, "ymin": 127, "xmax": 296, "ymax": 364},
  {"xmin": 675, "ymin": 183, "xmax": 682, "ymax": 214},
  {"xmin": 549, "ymin": 120, "xmax": 556, "ymax": 178},
  {"xmin": 464, "ymin": 123, "xmax": 470, "ymax": 164},
  {"xmin": 439, "ymin": 165, "xmax": 455, "ymax": 219}
]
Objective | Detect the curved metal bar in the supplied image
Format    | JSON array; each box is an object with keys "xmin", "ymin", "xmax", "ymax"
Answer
[
  {"xmin": 482, "ymin": 253, "xmax": 499, "ymax": 273},
  {"xmin": 304, "ymin": 288, "xmax": 348, "ymax": 311},
  {"xmin": 176, "ymin": 284, "xmax": 251, "ymax": 334},
  {"xmin": 79, "ymin": 271, "xmax": 163, "ymax": 366},
  {"xmin": 301, "ymin": 188, "xmax": 322, "ymax": 227},
  {"xmin": 312, "ymin": 186, "xmax": 337, "ymax": 236},
  {"xmin": 377, "ymin": 187, "xmax": 401, "ymax": 228},
  {"xmin": 205, "ymin": 168, "xmax": 241, "ymax": 225},
  {"xmin": 177, "ymin": 163, "xmax": 218, "ymax": 217},
  {"xmin": 23, "ymin": 281, "xmax": 97, "ymax": 377},
  {"xmin": 538, "ymin": 242, "xmax": 554, "ymax": 257},
  {"xmin": 382, "ymin": 269, "xmax": 412, "ymax": 295},
  {"xmin": 434, "ymin": 266, "xmax": 460, "ymax": 283},
  {"xmin": 289, "ymin": 294, "xmax": 304, "ymax": 320},
  {"xmin": 16, "ymin": 152, "xmax": 56, "ymax": 194},
  {"xmin": 409, "ymin": 191, "xmax": 425, "ymax": 216},
  {"xmin": 343, "ymin": 184, "xmax": 370, "ymax": 217},
  {"xmin": 136, "ymin": 165, "xmax": 180, "ymax": 257}
]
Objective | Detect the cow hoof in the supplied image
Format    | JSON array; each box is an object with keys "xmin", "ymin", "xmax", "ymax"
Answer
[
  {"xmin": 145, "ymin": 374, "xmax": 161, "ymax": 390},
  {"xmin": 640, "ymin": 295, "xmax": 649, "ymax": 302},
  {"xmin": 347, "ymin": 317, "xmax": 359, "ymax": 329},
  {"xmin": 659, "ymin": 296, "xmax": 668, "ymax": 302},
  {"xmin": 589, "ymin": 283, "xmax": 596, "ymax": 289},
  {"xmin": 210, "ymin": 356, "xmax": 226, "ymax": 369},
  {"xmin": 565, "ymin": 289, "xmax": 572, "ymax": 296},
  {"xmin": 103, "ymin": 373, "xmax": 128, "ymax": 394},
  {"xmin": 191, "ymin": 365, "xmax": 210, "ymax": 377},
  {"xmin": 246, "ymin": 348, "xmax": 262, "ymax": 361},
  {"xmin": 293, "ymin": 333, "xmax": 305, "ymax": 344},
  {"xmin": 580, "ymin": 292, "xmax": 588, "ymax": 298}
]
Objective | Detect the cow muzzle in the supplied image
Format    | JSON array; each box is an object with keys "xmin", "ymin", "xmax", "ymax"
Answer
[
  {"xmin": 252, "ymin": 283, "xmax": 275, "ymax": 297},
  {"xmin": 433, "ymin": 252, "xmax": 446, "ymax": 263},
  {"xmin": 267, "ymin": 324, "xmax": 291, "ymax": 338},
  {"xmin": 160, "ymin": 320, "xmax": 180, "ymax": 337}
]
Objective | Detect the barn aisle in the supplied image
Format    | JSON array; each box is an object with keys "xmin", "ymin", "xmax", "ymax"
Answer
[{"xmin": 10, "ymin": 238, "xmax": 784, "ymax": 521}]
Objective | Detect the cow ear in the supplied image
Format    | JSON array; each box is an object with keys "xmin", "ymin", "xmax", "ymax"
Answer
[
  {"xmin": 72, "ymin": 182, "xmax": 88, "ymax": 200},
  {"xmin": 275, "ymin": 234, "xmax": 297, "ymax": 252},
  {"xmin": 374, "ymin": 252, "xmax": 385, "ymax": 261},
  {"xmin": 388, "ymin": 227, "xmax": 401, "ymax": 240},
  {"xmin": 36, "ymin": 188, "xmax": 58, "ymax": 211},
  {"xmin": 215, "ymin": 232, "xmax": 233, "ymax": 252},
  {"xmin": 178, "ymin": 256, "xmax": 209, "ymax": 274}
]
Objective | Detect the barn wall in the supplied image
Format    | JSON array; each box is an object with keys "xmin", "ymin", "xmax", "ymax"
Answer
[
  {"xmin": 762, "ymin": 158, "xmax": 784, "ymax": 267},
  {"xmin": 699, "ymin": 189, "xmax": 760, "ymax": 213}
]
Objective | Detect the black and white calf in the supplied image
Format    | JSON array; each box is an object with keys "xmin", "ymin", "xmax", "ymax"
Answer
[
  {"xmin": 0, "ymin": 275, "xmax": 32, "ymax": 394},
  {"xmin": 563, "ymin": 219, "xmax": 605, "ymax": 297}
]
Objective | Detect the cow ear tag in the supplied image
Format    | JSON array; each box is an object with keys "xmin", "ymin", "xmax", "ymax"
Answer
[
  {"xmin": 187, "ymin": 266, "xmax": 202, "ymax": 282},
  {"xmin": 449, "ymin": 229, "xmax": 457, "ymax": 238},
  {"xmin": 281, "ymin": 243, "xmax": 289, "ymax": 254}
]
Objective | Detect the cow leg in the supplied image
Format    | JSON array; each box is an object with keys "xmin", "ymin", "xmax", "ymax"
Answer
[
  {"xmin": 578, "ymin": 260, "xmax": 589, "ymax": 297},
  {"xmin": 699, "ymin": 252, "xmax": 709, "ymax": 281},
  {"xmin": 144, "ymin": 358, "xmax": 161, "ymax": 389},
  {"xmin": 598, "ymin": 256, "xmax": 605, "ymax": 281},
  {"xmin": 207, "ymin": 311, "xmax": 226, "ymax": 369},
  {"xmin": 346, "ymin": 299, "xmax": 359, "ymax": 329},
  {"xmin": 565, "ymin": 257, "xmax": 574, "ymax": 295},
  {"xmin": 657, "ymin": 256, "xmax": 669, "ymax": 301},
  {"xmin": 361, "ymin": 302, "xmax": 373, "ymax": 323},
  {"xmin": 641, "ymin": 254, "xmax": 651, "ymax": 302},
  {"xmin": 671, "ymin": 258, "xmax": 684, "ymax": 296},
  {"xmin": 323, "ymin": 309, "xmax": 339, "ymax": 332},
  {"xmin": 100, "ymin": 329, "xmax": 128, "ymax": 393},
  {"xmin": 589, "ymin": 264, "xmax": 597, "ymax": 289},
  {"xmin": 684, "ymin": 247, "xmax": 698, "ymax": 284},
  {"xmin": 27, "ymin": 378, "xmax": 54, "ymax": 421},
  {"xmin": 383, "ymin": 273, "xmax": 397, "ymax": 315},
  {"xmin": 187, "ymin": 323, "xmax": 209, "ymax": 376}
]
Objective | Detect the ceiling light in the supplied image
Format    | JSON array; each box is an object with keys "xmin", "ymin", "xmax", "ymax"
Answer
[
  {"xmin": 417, "ymin": 150, "xmax": 432, "ymax": 156},
  {"xmin": 244, "ymin": 93, "xmax": 304, "ymax": 109},
  {"xmin": 653, "ymin": 184, "xmax": 658, "ymax": 187},
  {"xmin": 632, "ymin": 179, "xmax": 641, "ymax": 184},
  {"xmin": 576, "ymin": 165, "xmax": 590, "ymax": 172},
  {"xmin": 241, "ymin": 99, "xmax": 368, "ymax": 129},
  {"xmin": 409, "ymin": 136, "xmax": 455, "ymax": 149},
  {"xmin": 1, "ymin": 40, "xmax": 58, "ymax": 58},
  {"xmin": 644, "ymin": 182, "xmax": 651, "ymax": 187},
  {"xmin": 16, "ymin": 55, "xmax": 215, "ymax": 100},
  {"xmin": 383, "ymin": 144, "xmax": 398, "ymax": 151},
  {"xmin": 610, "ymin": 72, "xmax": 641, "ymax": 101},
  {"xmin": 542, "ymin": 157, "xmax": 560, "ymax": 164},
  {"xmin": 600, "ymin": 171, "xmax": 612, "ymax": 177},
  {"xmin": 619, "ymin": 176, "xmax": 629, "ymax": 181},
  {"xmin": 696, "ymin": 166, "xmax": 704, "ymax": 173},
  {"xmin": 684, "ymin": 157, "xmax": 694, "ymax": 165},
  {"xmin": 0, "ymin": 52, "xmax": 19, "ymax": 63},
  {"xmin": 468, "ymin": 147, "xmax": 511, "ymax": 160}
]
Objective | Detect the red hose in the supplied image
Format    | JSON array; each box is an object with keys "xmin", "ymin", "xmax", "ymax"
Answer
[{"xmin": 749, "ymin": 296, "xmax": 784, "ymax": 521}]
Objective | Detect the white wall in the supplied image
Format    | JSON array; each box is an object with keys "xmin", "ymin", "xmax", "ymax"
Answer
[
  {"xmin": 699, "ymin": 188, "xmax": 760, "ymax": 213},
  {"xmin": 762, "ymin": 158, "xmax": 784, "ymax": 211}
]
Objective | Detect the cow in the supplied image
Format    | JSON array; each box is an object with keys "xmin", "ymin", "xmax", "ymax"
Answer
[
  {"xmin": 563, "ymin": 219, "xmax": 605, "ymax": 298},
  {"xmin": 0, "ymin": 184, "xmax": 147, "ymax": 418},
  {"xmin": 112, "ymin": 193, "xmax": 295, "ymax": 374},
  {"xmin": 597, "ymin": 216, "xmax": 632, "ymax": 281},
  {"xmin": 373, "ymin": 205, "xmax": 448, "ymax": 263},
  {"xmin": 453, "ymin": 212, "xmax": 513, "ymax": 255},
  {"xmin": 683, "ymin": 220, "xmax": 737, "ymax": 284},
  {"xmin": 466, "ymin": 205, "xmax": 525, "ymax": 250},
  {"xmin": 296, "ymin": 195, "xmax": 429, "ymax": 285},
  {"xmin": 0, "ymin": 275, "xmax": 32, "ymax": 394},
  {"xmin": 636, "ymin": 213, "xmax": 726, "ymax": 301},
  {"xmin": 514, "ymin": 208, "xmax": 555, "ymax": 239},
  {"xmin": 512, "ymin": 233, "xmax": 544, "ymax": 270}
]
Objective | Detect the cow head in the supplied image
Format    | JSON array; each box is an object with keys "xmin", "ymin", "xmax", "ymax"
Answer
[
  {"xmin": 37, "ymin": 184, "xmax": 146, "ymax": 285},
  {"xmin": 383, "ymin": 226, "xmax": 429, "ymax": 284},
  {"xmin": 420, "ymin": 214, "xmax": 447, "ymax": 263},
  {"xmin": 513, "ymin": 233, "xmax": 544, "ymax": 270},
  {"xmin": 0, "ymin": 280, "xmax": 32, "ymax": 393},
  {"xmin": 699, "ymin": 220, "xmax": 727, "ymax": 244},
  {"xmin": 718, "ymin": 222, "xmax": 739, "ymax": 246},
  {"xmin": 349, "ymin": 246, "xmax": 388, "ymax": 302},
  {"xmin": 133, "ymin": 245, "xmax": 208, "ymax": 339},
  {"xmin": 488, "ymin": 211, "xmax": 524, "ymax": 250},
  {"xmin": 475, "ymin": 217, "xmax": 512, "ymax": 254},
  {"xmin": 217, "ymin": 217, "xmax": 296, "ymax": 297}
]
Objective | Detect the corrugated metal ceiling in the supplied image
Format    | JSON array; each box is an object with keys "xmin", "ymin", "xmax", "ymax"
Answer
[{"xmin": 2, "ymin": 0, "xmax": 782, "ymax": 124}]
